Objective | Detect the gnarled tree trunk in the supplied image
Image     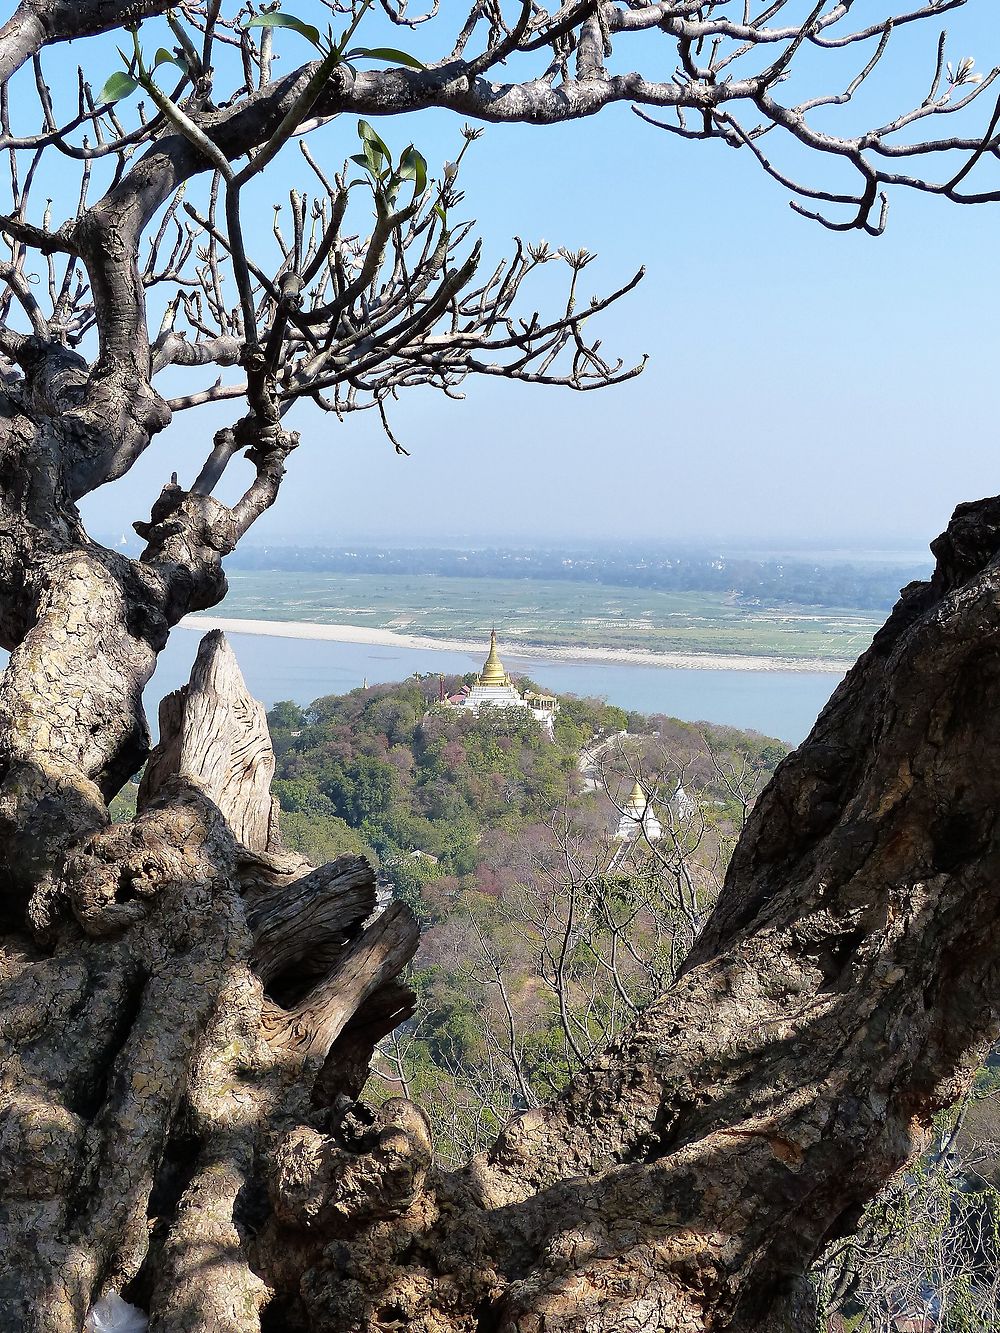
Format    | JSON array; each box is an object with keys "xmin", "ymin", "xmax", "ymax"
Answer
[
  {"xmin": 5, "ymin": 0, "xmax": 1000, "ymax": 1327},
  {"xmin": 0, "ymin": 630, "xmax": 418, "ymax": 1332},
  {"xmin": 4, "ymin": 500, "xmax": 1000, "ymax": 1332}
]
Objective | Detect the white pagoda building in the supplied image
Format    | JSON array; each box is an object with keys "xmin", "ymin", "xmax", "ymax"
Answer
[
  {"xmin": 669, "ymin": 781, "xmax": 697, "ymax": 822},
  {"xmin": 614, "ymin": 781, "xmax": 663, "ymax": 844},
  {"xmin": 453, "ymin": 630, "xmax": 559, "ymax": 734}
]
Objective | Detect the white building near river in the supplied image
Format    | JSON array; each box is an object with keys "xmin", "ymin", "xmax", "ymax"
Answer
[
  {"xmin": 613, "ymin": 779, "xmax": 696, "ymax": 844},
  {"xmin": 451, "ymin": 630, "xmax": 559, "ymax": 735}
]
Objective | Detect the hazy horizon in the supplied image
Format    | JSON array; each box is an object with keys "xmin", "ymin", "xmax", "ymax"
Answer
[
  {"xmin": 93, "ymin": 526, "xmax": 935, "ymax": 563},
  {"xmin": 59, "ymin": 4, "xmax": 1000, "ymax": 557}
]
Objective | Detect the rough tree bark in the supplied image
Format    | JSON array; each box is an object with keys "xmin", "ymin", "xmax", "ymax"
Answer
[
  {"xmin": 0, "ymin": 630, "xmax": 419, "ymax": 1331},
  {"xmin": 5, "ymin": 500, "xmax": 1000, "ymax": 1332},
  {"xmin": 4, "ymin": 1, "xmax": 1000, "ymax": 1328}
]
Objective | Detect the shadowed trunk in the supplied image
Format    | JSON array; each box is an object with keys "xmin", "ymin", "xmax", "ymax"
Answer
[
  {"xmin": 0, "ymin": 631, "xmax": 419, "ymax": 1332},
  {"xmin": 2, "ymin": 499, "xmax": 1000, "ymax": 1331}
]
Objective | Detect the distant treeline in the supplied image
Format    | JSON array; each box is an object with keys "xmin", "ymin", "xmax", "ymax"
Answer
[{"xmin": 228, "ymin": 544, "xmax": 928, "ymax": 611}]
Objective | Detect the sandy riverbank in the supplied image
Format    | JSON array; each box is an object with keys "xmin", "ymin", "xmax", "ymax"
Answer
[{"xmin": 180, "ymin": 615, "xmax": 852, "ymax": 675}]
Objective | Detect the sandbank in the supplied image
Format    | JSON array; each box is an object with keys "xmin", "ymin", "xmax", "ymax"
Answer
[{"xmin": 180, "ymin": 615, "xmax": 851, "ymax": 675}]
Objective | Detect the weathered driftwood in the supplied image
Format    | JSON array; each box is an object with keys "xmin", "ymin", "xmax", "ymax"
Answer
[{"xmin": 139, "ymin": 631, "xmax": 278, "ymax": 856}]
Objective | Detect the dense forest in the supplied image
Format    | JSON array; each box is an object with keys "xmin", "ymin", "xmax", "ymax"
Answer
[{"xmin": 227, "ymin": 544, "xmax": 926, "ymax": 611}]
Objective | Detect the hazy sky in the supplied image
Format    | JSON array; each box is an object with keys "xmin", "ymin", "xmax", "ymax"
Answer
[{"xmin": 33, "ymin": 4, "xmax": 1000, "ymax": 551}]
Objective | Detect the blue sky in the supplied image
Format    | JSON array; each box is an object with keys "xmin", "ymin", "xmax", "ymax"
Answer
[{"xmin": 23, "ymin": 4, "xmax": 1000, "ymax": 550}]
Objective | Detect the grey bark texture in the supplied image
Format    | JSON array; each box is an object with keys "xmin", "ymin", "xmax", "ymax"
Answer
[
  {"xmin": 3, "ymin": 500, "xmax": 1000, "ymax": 1331},
  {"xmin": 1, "ymin": 631, "xmax": 419, "ymax": 1332}
]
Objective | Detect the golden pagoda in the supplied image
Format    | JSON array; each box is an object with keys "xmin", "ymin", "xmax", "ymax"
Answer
[
  {"xmin": 625, "ymin": 780, "xmax": 647, "ymax": 816},
  {"xmin": 615, "ymin": 780, "xmax": 662, "ymax": 843},
  {"xmin": 478, "ymin": 628, "xmax": 510, "ymax": 687},
  {"xmin": 453, "ymin": 629, "xmax": 559, "ymax": 734}
]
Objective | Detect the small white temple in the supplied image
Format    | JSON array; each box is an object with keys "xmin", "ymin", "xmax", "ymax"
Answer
[
  {"xmin": 451, "ymin": 630, "xmax": 559, "ymax": 734},
  {"xmin": 614, "ymin": 781, "xmax": 663, "ymax": 843},
  {"xmin": 669, "ymin": 781, "xmax": 697, "ymax": 822}
]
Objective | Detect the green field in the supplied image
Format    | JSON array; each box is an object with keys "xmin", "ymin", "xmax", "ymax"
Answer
[{"xmin": 208, "ymin": 571, "xmax": 883, "ymax": 662}]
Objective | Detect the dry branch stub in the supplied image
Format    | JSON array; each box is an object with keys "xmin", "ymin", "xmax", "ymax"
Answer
[{"xmin": 139, "ymin": 630, "xmax": 278, "ymax": 855}]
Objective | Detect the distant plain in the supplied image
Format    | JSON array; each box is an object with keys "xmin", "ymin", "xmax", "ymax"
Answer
[{"xmin": 209, "ymin": 570, "xmax": 884, "ymax": 664}]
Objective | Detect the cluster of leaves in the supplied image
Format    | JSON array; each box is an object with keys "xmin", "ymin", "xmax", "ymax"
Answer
[{"xmin": 99, "ymin": 3, "xmax": 424, "ymax": 108}]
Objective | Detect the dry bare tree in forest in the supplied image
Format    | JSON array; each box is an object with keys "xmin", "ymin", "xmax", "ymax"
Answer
[
  {"xmin": 3, "ymin": 1, "xmax": 1000, "ymax": 1329},
  {"xmin": 814, "ymin": 1082, "xmax": 1000, "ymax": 1330}
]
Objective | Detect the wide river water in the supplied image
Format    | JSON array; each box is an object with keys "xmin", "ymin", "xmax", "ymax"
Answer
[{"xmin": 151, "ymin": 625, "xmax": 845, "ymax": 744}]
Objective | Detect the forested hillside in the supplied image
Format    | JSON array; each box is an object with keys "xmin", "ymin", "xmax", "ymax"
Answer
[
  {"xmin": 266, "ymin": 676, "xmax": 785, "ymax": 1159},
  {"xmin": 267, "ymin": 674, "xmax": 784, "ymax": 916},
  {"xmin": 264, "ymin": 677, "xmax": 1000, "ymax": 1331}
]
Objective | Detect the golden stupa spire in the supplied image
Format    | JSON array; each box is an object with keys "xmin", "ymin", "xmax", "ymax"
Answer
[
  {"xmin": 480, "ymin": 627, "xmax": 508, "ymax": 686},
  {"xmin": 626, "ymin": 780, "xmax": 647, "ymax": 814}
]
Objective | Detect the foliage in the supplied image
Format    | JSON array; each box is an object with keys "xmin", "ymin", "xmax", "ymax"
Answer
[
  {"xmin": 278, "ymin": 810, "xmax": 374, "ymax": 866},
  {"xmin": 814, "ymin": 1088, "xmax": 1000, "ymax": 1332},
  {"xmin": 268, "ymin": 675, "xmax": 786, "ymax": 1162}
]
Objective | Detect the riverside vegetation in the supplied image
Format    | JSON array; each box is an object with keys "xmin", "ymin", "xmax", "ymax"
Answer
[
  {"xmin": 267, "ymin": 679, "xmax": 785, "ymax": 1151},
  {"xmin": 203, "ymin": 566, "xmax": 897, "ymax": 663},
  {"xmin": 226, "ymin": 544, "xmax": 926, "ymax": 611},
  {"xmin": 270, "ymin": 676, "xmax": 1000, "ymax": 1333}
]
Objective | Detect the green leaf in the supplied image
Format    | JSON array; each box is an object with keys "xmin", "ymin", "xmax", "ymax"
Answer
[
  {"xmin": 245, "ymin": 12, "xmax": 322, "ymax": 49},
  {"xmin": 98, "ymin": 71, "xmax": 140, "ymax": 105},
  {"xmin": 153, "ymin": 47, "xmax": 181, "ymax": 70},
  {"xmin": 346, "ymin": 46, "xmax": 425, "ymax": 70},
  {"xmin": 349, "ymin": 153, "xmax": 375, "ymax": 174},
  {"xmin": 357, "ymin": 119, "xmax": 390, "ymax": 163},
  {"xmin": 397, "ymin": 145, "xmax": 427, "ymax": 193}
]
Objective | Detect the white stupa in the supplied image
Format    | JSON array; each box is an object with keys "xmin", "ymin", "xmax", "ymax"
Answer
[
  {"xmin": 668, "ymin": 781, "xmax": 696, "ymax": 822},
  {"xmin": 614, "ymin": 781, "xmax": 663, "ymax": 843}
]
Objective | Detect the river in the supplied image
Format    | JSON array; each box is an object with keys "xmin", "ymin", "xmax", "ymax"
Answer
[{"xmin": 150, "ymin": 625, "xmax": 843, "ymax": 744}]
